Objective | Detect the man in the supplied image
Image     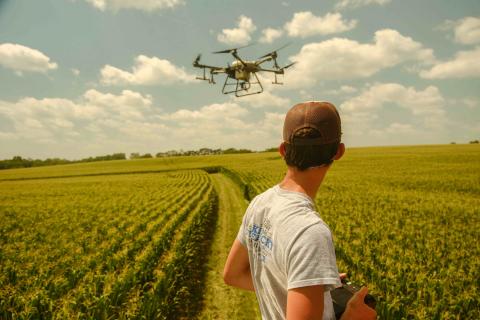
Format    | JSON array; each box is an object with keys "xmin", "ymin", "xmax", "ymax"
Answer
[{"xmin": 223, "ymin": 101, "xmax": 377, "ymax": 320}]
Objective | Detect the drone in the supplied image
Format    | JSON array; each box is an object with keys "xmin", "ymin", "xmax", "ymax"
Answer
[{"xmin": 193, "ymin": 44, "xmax": 295, "ymax": 97}]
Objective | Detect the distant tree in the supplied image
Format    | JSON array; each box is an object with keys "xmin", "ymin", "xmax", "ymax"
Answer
[
  {"xmin": 140, "ymin": 153, "xmax": 153, "ymax": 158},
  {"xmin": 470, "ymin": 140, "xmax": 479, "ymax": 144},
  {"xmin": 112, "ymin": 153, "xmax": 126, "ymax": 160},
  {"xmin": 0, "ymin": 152, "xmax": 126, "ymax": 170},
  {"xmin": 130, "ymin": 152, "xmax": 140, "ymax": 159},
  {"xmin": 263, "ymin": 147, "xmax": 278, "ymax": 152},
  {"xmin": 223, "ymin": 148, "xmax": 253, "ymax": 154}
]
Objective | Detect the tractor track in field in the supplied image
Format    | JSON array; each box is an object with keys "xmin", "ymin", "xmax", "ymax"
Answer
[{"xmin": 199, "ymin": 172, "xmax": 260, "ymax": 320}]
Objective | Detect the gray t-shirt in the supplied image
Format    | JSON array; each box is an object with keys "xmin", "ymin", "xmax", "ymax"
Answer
[{"xmin": 237, "ymin": 184, "xmax": 341, "ymax": 320}]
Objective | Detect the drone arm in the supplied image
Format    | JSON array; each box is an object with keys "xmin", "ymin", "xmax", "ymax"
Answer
[
  {"xmin": 211, "ymin": 68, "xmax": 227, "ymax": 74},
  {"xmin": 255, "ymin": 56, "xmax": 273, "ymax": 66},
  {"xmin": 193, "ymin": 55, "xmax": 226, "ymax": 71},
  {"xmin": 194, "ymin": 63, "xmax": 224, "ymax": 70},
  {"xmin": 231, "ymin": 51, "xmax": 247, "ymax": 67},
  {"xmin": 258, "ymin": 61, "xmax": 296, "ymax": 73},
  {"xmin": 256, "ymin": 67, "xmax": 283, "ymax": 74}
]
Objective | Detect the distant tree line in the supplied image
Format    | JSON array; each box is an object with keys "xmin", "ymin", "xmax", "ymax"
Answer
[
  {"xmin": 139, "ymin": 147, "xmax": 254, "ymax": 159},
  {"xmin": 157, "ymin": 148, "xmax": 256, "ymax": 157},
  {"xmin": 0, "ymin": 146, "xmax": 282, "ymax": 170},
  {"xmin": 0, "ymin": 153, "xmax": 126, "ymax": 170}
]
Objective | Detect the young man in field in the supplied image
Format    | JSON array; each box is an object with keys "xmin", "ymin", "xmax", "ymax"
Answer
[{"xmin": 223, "ymin": 101, "xmax": 376, "ymax": 320}]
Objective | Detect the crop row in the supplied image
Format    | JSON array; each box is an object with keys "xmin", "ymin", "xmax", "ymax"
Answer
[{"xmin": 0, "ymin": 170, "xmax": 215, "ymax": 319}]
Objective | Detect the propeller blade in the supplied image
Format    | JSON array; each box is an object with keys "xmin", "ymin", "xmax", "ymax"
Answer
[
  {"xmin": 282, "ymin": 61, "xmax": 296, "ymax": 70},
  {"xmin": 193, "ymin": 54, "xmax": 201, "ymax": 67},
  {"xmin": 213, "ymin": 43, "xmax": 255, "ymax": 54},
  {"xmin": 258, "ymin": 42, "xmax": 291, "ymax": 59},
  {"xmin": 213, "ymin": 48, "xmax": 234, "ymax": 54}
]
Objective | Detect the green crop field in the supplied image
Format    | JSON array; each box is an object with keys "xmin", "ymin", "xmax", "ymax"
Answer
[{"xmin": 0, "ymin": 144, "xmax": 479, "ymax": 319}]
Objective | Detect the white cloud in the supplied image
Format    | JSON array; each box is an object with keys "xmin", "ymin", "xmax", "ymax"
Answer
[
  {"xmin": 335, "ymin": 0, "xmax": 391, "ymax": 10},
  {"xmin": 83, "ymin": 89, "xmax": 153, "ymax": 120},
  {"xmin": 85, "ymin": 0, "xmax": 184, "ymax": 12},
  {"xmin": 454, "ymin": 17, "xmax": 480, "ymax": 44},
  {"xmin": 0, "ymin": 89, "xmax": 162, "ymax": 157},
  {"xmin": 262, "ymin": 112, "xmax": 285, "ymax": 137},
  {"xmin": 259, "ymin": 28, "xmax": 284, "ymax": 44},
  {"xmin": 217, "ymin": 15, "xmax": 257, "ymax": 46},
  {"xmin": 100, "ymin": 55, "xmax": 195, "ymax": 85},
  {"xmin": 337, "ymin": 83, "xmax": 450, "ymax": 146},
  {"xmin": 462, "ymin": 98, "xmax": 478, "ymax": 109},
  {"xmin": 325, "ymin": 85, "xmax": 358, "ymax": 96},
  {"xmin": 441, "ymin": 17, "xmax": 480, "ymax": 45},
  {"xmin": 447, "ymin": 97, "xmax": 480, "ymax": 110},
  {"xmin": 71, "ymin": 68, "xmax": 80, "ymax": 76},
  {"xmin": 384, "ymin": 123, "xmax": 415, "ymax": 134},
  {"xmin": 0, "ymin": 91, "xmax": 287, "ymax": 158},
  {"xmin": 1, "ymin": 89, "xmax": 153, "ymax": 129},
  {"xmin": 160, "ymin": 102, "xmax": 248, "ymax": 124},
  {"xmin": 0, "ymin": 43, "xmax": 57, "ymax": 74},
  {"xmin": 284, "ymin": 12, "xmax": 357, "ymax": 38},
  {"xmin": 340, "ymin": 83, "xmax": 446, "ymax": 130},
  {"xmin": 236, "ymin": 91, "xmax": 291, "ymax": 109},
  {"xmin": 287, "ymin": 29, "xmax": 434, "ymax": 87},
  {"xmin": 420, "ymin": 47, "xmax": 480, "ymax": 79}
]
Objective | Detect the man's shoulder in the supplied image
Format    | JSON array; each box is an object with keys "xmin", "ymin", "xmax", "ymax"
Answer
[{"xmin": 248, "ymin": 185, "xmax": 278, "ymax": 206}]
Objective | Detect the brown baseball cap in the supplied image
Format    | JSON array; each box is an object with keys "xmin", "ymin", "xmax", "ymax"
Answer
[{"xmin": 283, "ymin": 101, "xmax": 341, "ymax": 145}]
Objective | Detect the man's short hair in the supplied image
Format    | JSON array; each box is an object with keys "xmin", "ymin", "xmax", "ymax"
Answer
[{"xmin": 284, "ymin": 127, "xmax": 339, "ymax": 171}]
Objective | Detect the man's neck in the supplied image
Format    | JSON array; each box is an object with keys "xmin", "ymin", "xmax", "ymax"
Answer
[{"xmin": 279, "ymin": 166, "xmax": 329, "ymax": 200}]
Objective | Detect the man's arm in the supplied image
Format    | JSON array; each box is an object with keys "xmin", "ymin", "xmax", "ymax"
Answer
[
  {"xmin": 287, "ymin": 285, "xmax": 325, "ymax": 320},
  {"xmin": 287, "ymin": 285, "xmax": 377, "ymax": 320},
  {"xmin": 223, "ymin": 239, "xmax": 255, "ymax": 291}
]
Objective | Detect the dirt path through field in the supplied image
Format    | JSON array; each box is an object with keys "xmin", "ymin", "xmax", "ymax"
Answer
[{"xmin": 199, "ymin": 173, "xmax": 260, "ymax": 319}]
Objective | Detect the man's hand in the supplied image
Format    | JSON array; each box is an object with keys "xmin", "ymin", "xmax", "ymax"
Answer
[{"xmin": 340, "ymin": 287, "xmax": 377, "ymax": 320}]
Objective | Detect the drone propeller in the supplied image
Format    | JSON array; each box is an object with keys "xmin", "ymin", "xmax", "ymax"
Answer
[
  {"xmin": 258, "ymin": 42, "xmax": 291, "ymax": 59},
  {"xmin": 281, "ymin": 61, "xmax": 296, "ymax": 70},
  {"xmin": 193, "ymin": 54, "xmax": 201, "ymax": 65},
  {"xmin": 213, "ymin": 43, "xmax": 255, "ymax": 54}
]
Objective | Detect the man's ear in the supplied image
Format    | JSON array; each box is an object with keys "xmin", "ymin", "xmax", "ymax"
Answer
[
  {"xmin": 333, "ymin": 143, "xmax": 345, "ymax": 160},
  {"xmin": 279, "ymin": 142, "xmax": 286, "ymax": 157}
]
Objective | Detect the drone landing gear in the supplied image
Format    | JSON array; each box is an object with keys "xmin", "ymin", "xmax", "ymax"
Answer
[
  {"xmin": 196, "ymin": 68, "xmax": 216, "ymax": 84},
  {"xmin": 222, "ymin": 72, "xmax": 263, "ymax": 97},
  {"xmin": 272, "ymin": 72, "xmax": 284, "ymax": 85}
]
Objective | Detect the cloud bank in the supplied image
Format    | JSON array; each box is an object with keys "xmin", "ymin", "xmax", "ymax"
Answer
[
  {"xmin": 420, "ymin": 47, "xmax": 480, "ymax": 79},
  {"xmin": 287, "ymin": 29, "xmax": 434, "ymax": 86},
  {"xmin": 0, "ymin": 90, "xmax": 285, "ymax": 158},
  {"xmin": 339, "ymin": 83, "xmax": 448, "ymax": 145},
  {"xmin": 441, "ymin": 16, "xmax": 480, "ymax": 45}
]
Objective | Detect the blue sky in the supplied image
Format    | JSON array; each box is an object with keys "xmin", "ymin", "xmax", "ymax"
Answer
[{"xmin": 0, "ymin": 0, "xmax": 479, "ymax": 159}]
